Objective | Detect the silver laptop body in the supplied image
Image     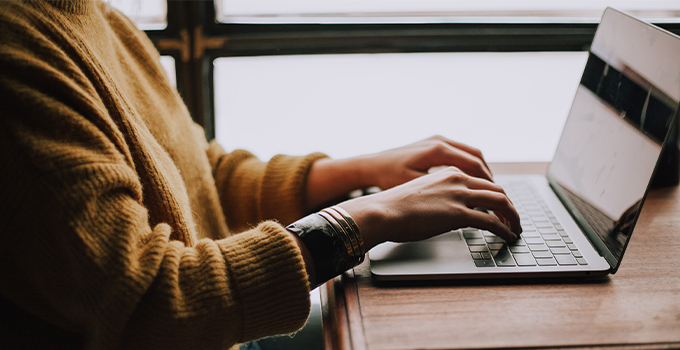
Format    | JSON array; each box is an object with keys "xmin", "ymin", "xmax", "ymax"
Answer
[{"xmin": 370, "ymin": 8, "xmax": 680, "ymax": 281}]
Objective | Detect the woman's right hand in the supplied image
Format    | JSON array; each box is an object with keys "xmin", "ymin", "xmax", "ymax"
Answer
[{"xmin": 337, "ymin": 166, "xmax": 521, "ymax": 251}]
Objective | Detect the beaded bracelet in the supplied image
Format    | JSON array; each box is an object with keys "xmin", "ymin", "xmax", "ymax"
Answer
[{"xmin": 286, "ymin": 207, "xmax": 365, "ymax": 286}]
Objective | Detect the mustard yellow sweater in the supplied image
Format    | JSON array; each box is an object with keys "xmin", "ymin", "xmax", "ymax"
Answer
[{"xmin": 0, "ymin": 1, "xmax": 326, "ymax": 349}]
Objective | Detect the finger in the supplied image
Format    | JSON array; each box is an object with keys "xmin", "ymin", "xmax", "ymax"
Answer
[
  {"xmin": 430, "ymin": 136, "xmax": 492, "ymax": 176},
  {"xmin": 460, "ymin": 175, "xmax": 507, "ymax": 195},
  {"xmin": 432, "ymin": 144, "xmax": 493, "ymax": 182},
  {"xmin": 462, "ymin": 208, "xmax": 517, "ymax": 242},
  {"xmin": 464, "ymin": 190, "xmax": 522, "ymax": 235}
]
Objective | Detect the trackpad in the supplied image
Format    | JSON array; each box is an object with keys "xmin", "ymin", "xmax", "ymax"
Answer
[{"xmin": 370, "ymin": 231, "xmax": 472, "ymax": 276}]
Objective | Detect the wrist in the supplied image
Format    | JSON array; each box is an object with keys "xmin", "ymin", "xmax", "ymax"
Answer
[
  {"xmin": 305, "ymin": 156, "xmax": 376, "ymax": 211},
  {"xmin": 287, "ymin": 210, "xmax": 365, "ymax": 287},
  {"xmin": 336, "ymin": 195, "xmax": 391, "ymax": 251}
]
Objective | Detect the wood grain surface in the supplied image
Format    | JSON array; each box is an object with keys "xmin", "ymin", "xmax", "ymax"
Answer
[{"xmin": 321, "ymin": 162, "xmax": 680, "ymax": 350}]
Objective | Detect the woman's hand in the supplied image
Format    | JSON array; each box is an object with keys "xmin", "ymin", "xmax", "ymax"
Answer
[
  {"xmin": 305, "ymin": 135, "xmax": 493, "ymax": 211},
  {"xmin": 337, "ymin": 167, "xmax": 521, "ymax": 250},
  {"xmin": 359, "ymin": 135, "xmax": 493, "ymax": 190}
]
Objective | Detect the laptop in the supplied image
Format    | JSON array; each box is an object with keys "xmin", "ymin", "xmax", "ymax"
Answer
[{"xmin": 369, "ymin": 7, "xmax": 680, "ymax": 281}]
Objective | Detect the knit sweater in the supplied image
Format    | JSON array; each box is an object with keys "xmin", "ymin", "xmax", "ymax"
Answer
[{"xmin": 0, "ymin": 1, "xmax": 327, "ymax": 349}]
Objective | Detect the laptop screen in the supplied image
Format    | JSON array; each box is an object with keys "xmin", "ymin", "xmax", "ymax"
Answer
[{"xmin": 546, "ymin": 8, "xmax": 680, "ymax": 272}]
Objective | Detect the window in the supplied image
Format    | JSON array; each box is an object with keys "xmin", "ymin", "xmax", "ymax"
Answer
[
  {"xmin": 109, "ymin": 0, "xmax": 167, "ymax": 30},
  {"xmin": 214, "ymin": 52, "xmax": 587, "ymax": 162},
  {"xmin": 216, "ymin": 0, "xmax": 680, "ymax": 24},
  {"xmin": 118, "ymin": 1, "xmax": 680, "ymax": 161}
]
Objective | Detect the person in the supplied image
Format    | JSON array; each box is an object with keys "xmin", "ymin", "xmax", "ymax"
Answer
[{"xmin": 0, "ymin": 1, "xmax": 521, "ymax": 349}]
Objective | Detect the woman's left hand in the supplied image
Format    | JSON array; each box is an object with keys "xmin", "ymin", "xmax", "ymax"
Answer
[
  {"xmin": 305, "ymin": 135, "xmax": 493, "ymax": 211},
  {"xmin": 358, "ymin": 135, "xmax": 492, "ymax": 190}
]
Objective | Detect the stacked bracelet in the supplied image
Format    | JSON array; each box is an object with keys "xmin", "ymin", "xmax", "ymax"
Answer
[
  {"xmin": 286, "ymin": 206, "xmax": 365, "ymax": 286},
  {"xmin": 320, "ymin": 207, "xmax": 365, "ymax": 265}
]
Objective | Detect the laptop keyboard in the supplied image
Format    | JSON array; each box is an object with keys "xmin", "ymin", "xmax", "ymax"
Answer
[{"xmin": 464, "ymin": 180, "xmax": 588, "ymax": 267}]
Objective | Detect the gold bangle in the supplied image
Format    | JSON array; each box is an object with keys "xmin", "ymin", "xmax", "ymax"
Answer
[
  {"xmin": 330, "ymin": 206, "xmax": 365, "ymax": 256},
  {"xmin": 321, "ymin": 208, "xmax": 359, "ymax": 255},
  {"xmin": 319, "ymin": 210, "xmax": 362, "ymax": 266},
  {"xmin": 317, "ymin": 211, "xmax": 354, "ymax": 257}
]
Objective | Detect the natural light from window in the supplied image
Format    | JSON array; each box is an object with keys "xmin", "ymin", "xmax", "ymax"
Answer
[
  {"xmin": 109, "ymin": 0, "xmax": 167, "ymax": 30},
  {"xmin": 217, "ymin": 0, "xmax": 680, "ymax": 23},
  {"xmin": 214, "ymin": 52, "xmax": 588, "ymax": 163}
]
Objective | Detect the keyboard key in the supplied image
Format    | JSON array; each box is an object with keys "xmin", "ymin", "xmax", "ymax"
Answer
[
  {"xmin": 463, "ymin": 231, "xmax": 482, "ymax": 239},
  {"xmin": 536, "ymin": 257, "xmax": 558, "ymax": 266},
  {"xmin": 572, "ymin": 250, "xmax": 583, "ymax": 258},
  {"xmin": 471, "ymin": 253, "xmax": 483, "ymax": 260},
  {"xmin": 538, "ymin": 228, "xmax": 557, "ymax": 234},
  {"xmin": 567, "ymin": 244, "xmax": 578, "ymax": 250},
  {"xmin": 542, "ymin": 234, "xmax": 562, "ymax": 241},
  {"xmin": 550, "ymin": 247, "xmax": 571, "ymax": 254},
  {"xmin": 521, "ymin": 232, "xmax": 540, "ymax": 238},
  {"xmin": 521, "ymin": 225, "xmax": 536, "ymax": 232},
  {"xmin": 532, "ymin": 251, "xmax": 553, "ymax": 258},
  {"xmin": 513, "ymin": 253, "xmax": 537, "ymax": 266},
  {"xmin": 510, "ymin": 246, "xmax": 530, "ymax": 253},
  {"xmin": 546, "ymin": 241, "xmax": 566, "ymax": 248},
  {"xmin": 550, "ymin": 218, "xmax": 561, "ymax": 224},
  {"xmin": 475, "ymin": 260, "xmax": 496, "ymax": 267},
  {"xmin": 466, "ymin": 238, "xmax": 486, "ymax": 246},
  {"xmin": 563, "ymin": 237, "xmax": 573, "ymax": 244},
  {"xmin": 528, "ymin": 244, "xmax": 549, "ymax": 251},
  {"xmin": 488, "ymin": 243, "xmax": 505, "ymax": 250},
  {"xmin": 555, "ymin": 254, "xmax": 577, "ymax": 265},
  {"xmin": 469, "ymin": 246, "xmax": 489, "ymax": 253},
  {"xmin": 554, "ymin": 224, "xmax": 564, "ymax": 230},
  {"xmin": 493, "ymin": 249, "xmax": 516, "ymax": 267},
  {"xmin": 482, "ymin": 231, "xmax": 496, "ymax": 237},
  {"xmin": 535, "ymin": 222, "xmax": 553, "ymax": 228},
  {"xmin": 485, "ymin": 236, "xmax": 505, "ymax": 243},
  {"xmin": 480, "ymin": 252, "xmax": 492, "ymax": 259},
  {"xmin": 509, "ymin": 239, "xmax": 526, "ymax": 246},
  {"xmin": 558, "ymin": 230, "xmax": 570, "ymax": 237},
  {"xmin": 576, "ymin": 258, "xmax": 588, "ymax": 265},
  {"xmin": 524, "ymin": 237, "xmax": 544, "ymax": 244}
]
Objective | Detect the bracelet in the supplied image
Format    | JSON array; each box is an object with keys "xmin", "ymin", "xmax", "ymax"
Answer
[
  {"xmin": 286, "ymin": 208, "xmax": 365, "ymax": 286},
  {"xmin": 321, "ymin": 207, "xmax": 365, "ymax": 264},
  {"xmin": 329, "ymin": 206, "xmax": 365, "ymax": 257},
  {"xmin": 319, "ymin": 210, "xmax": 361, "ymax": 265}
]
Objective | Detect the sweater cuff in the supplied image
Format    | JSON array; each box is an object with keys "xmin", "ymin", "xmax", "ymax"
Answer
[
  {"xmin": 260, "ymin": 153, "xmax": 328, "ymax": 225},
  {"xmin": 217, "ymin": 221, "xmax": 311, "ymax": 341}
]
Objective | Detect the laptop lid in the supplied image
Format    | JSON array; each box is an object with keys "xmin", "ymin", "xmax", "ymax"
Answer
[{"xmin": 546, "ymin": 7, "xmax": 680, "ymax": 273}]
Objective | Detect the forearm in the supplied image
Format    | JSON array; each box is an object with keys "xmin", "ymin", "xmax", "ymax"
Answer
[{"xmin": 305, "ymin": 156, "xmax": 375, "ymax": 212}]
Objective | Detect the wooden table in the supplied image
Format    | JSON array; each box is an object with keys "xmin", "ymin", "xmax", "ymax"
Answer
[{"xmin": 320, "ymin": 162, "xmax": 680, "ymax": 350}]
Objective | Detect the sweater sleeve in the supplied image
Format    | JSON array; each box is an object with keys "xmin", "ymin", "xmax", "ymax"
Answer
[
  {"xmin": 207, "ymin": 142, "xmax": 328, "ymax": 233},
  {"xmin": 0, "ymin": 147, "xmax": 312, "ymax": 349}
]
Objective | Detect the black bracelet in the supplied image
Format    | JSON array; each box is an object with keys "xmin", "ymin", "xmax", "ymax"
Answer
[{"xmin": 286, "ymin": 213, "xmax": 355, "ymax": 286}]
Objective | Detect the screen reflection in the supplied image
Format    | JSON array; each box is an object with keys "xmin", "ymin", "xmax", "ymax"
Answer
[{"xmin": 549, "ymin": 52, "xmax": 677, "ymax": 261}]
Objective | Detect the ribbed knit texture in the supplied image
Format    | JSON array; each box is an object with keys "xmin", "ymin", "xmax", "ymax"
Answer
[{"xmin": 0, "ymin": 1, "xmax": 323, "ymax": 349}]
